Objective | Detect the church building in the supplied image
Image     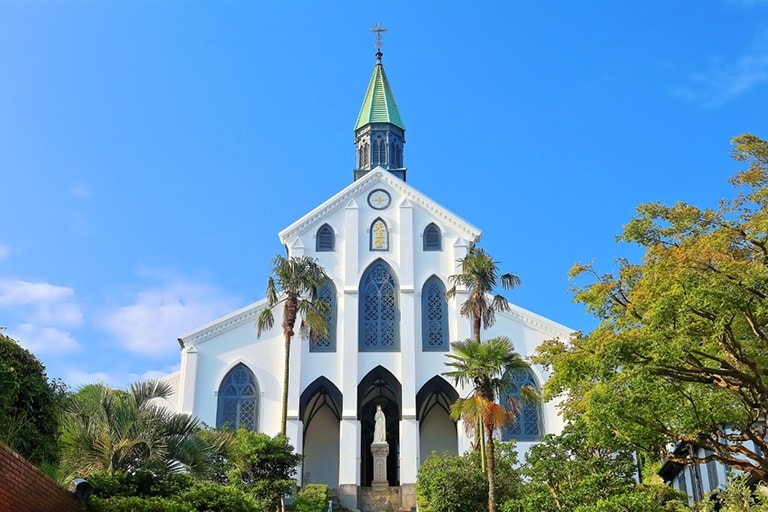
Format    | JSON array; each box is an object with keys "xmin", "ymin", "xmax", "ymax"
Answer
[{"xmin": 162, "ymin": 42, "xmax": 571, "ymax": 511}]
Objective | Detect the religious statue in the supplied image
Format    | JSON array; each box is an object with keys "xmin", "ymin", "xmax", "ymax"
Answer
[{"xmin": 373, "ymin": 404, "xmax": 386, "ymax": 444}]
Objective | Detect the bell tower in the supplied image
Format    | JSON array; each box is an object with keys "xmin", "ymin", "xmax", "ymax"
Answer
[{"xmin": 353, "ymin": 24, "xmax": 406, "ymax": 181}]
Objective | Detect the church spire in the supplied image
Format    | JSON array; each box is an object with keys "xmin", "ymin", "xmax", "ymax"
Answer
[{"xmin": 353, "ymin": 24, "xmax": 406, "ymax": 182}]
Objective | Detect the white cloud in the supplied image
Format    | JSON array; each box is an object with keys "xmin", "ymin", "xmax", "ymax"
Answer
[
  {"xmin": 727, "ymin": 0, "xmax": 768, "ymax": 7},
  {"xmin": 63, "ymin": 363, "xmax": 181, "ymax": 390},
  {"xmin": 675, "ymin": 53, "xmax": 768, "ymax": 107},
  {"xmin": 99, "ymin": 282, "xmax": 239, "ymax": 358},
  {"xmin": 0, "ymin": 279, "xmax": 83, "ymax": 326},
  {"xmin": 10, "ymin": 323, "xmax": 81, "ymax": 354},
  {"xmin": 63, "ymin": 369, "xmax": 116, "ymax": 389},
  {"xmin": 0, "ymin": 245, "xmax": 10, "ymax": 260}
]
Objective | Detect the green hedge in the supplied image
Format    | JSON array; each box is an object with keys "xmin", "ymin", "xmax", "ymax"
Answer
[
  {"xmin": 87, "ymin": 496, "xmax": 190, "ymax": 512},
  {"xmin": 296, "ymin": 484, "xmax": 328, "ymax": 512}
]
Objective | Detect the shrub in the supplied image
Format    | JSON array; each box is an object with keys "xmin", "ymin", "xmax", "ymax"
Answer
[
  {"xmin": 86, "ymin": 496, "xmax": 189, "ymax": 512},
  {"xmin": 296, "ymin": 484, "xmax": 328, "ymax": 512},
  {"xmin": 180, "ymin": 481, "xmax": 263, "ymax": 512},
  {"xmin": 88, "ymin": 470, "xmax": 195, "ymax": 499},
  {"xmin": 417, "ymin": 451, "xmax": 489, "ymax": 512}
]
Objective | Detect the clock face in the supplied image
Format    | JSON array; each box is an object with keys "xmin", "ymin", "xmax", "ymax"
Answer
[{"xmin": 367, "ymin": 189, "xmax": 391, "ymax": 210}]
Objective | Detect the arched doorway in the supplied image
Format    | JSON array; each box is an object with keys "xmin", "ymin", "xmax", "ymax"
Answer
[
  {"xmin": 358, "ymin": 366, "xmax": 401, "ymax": 486},
  {"xmin": 300, "ymin": 377, "xmax": 342, "ymax": 489},
  {"xmin": 416, "ymin": 376, "xmax": 458, "ymax": 464}
]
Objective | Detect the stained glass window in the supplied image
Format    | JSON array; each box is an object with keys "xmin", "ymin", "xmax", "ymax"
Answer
[
  {"xmin": 360, "ymin": 261, "xmax": 399, "ymax": 351},
  {"xmin": 310, "ymin": 280, "xmax": 336, "ymax": 352},
  {"xmin": 501, "ymin": 369, "xmax": 542, "ymax": 441},
  {"xmin": 217, "ymin": 364, "xmax": 258, "ymax": 431},
  {"xmin": 422, "ymin": 277, "xmax": 448, "ymax": 351}
]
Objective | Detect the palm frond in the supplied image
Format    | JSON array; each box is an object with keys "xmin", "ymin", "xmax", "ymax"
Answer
[{"xmin": 256, "ymin": 308, "xmax": 275, "ymax": 337}]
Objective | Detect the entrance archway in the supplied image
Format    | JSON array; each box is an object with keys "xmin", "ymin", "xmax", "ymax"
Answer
[
  {"xmin": 358, "ymin": 366, "xmax": 401, "ymax": 486},
  {"xmin": 300, "ymin": 376, "xmax": 342, "ymax": 489},
  {"xmin": 416, "ymin": 376, "xmax": 459, "ymax": 464}
]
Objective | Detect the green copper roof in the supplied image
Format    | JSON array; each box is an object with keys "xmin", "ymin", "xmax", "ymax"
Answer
[{"xmin": 354, "ymin": 54, "xmax": 405, "ymax": 131}]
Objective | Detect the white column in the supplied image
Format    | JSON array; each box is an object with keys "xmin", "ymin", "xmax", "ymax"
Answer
[
  {"xmin": 179, "ymin": 345, "xmax": 198, "ymax": 415},
  {"xmin": 400, "ymin": 417, "xmax": 420, "ymax": 484},
  {"xmin": 456, "ymin": 419, "xmax": 473, "ymax": 454},
  {"xmin": 344, "ymin": 199, "xmax": 359, "ymax": 287},
  {"xmin": 398, "ymin": 199, "xmax": 419, "ymax": 484},
  {"xmin": 340, "ymin": 198, "xmax": 360, "ymax": 489},
  {"xmin": 338, "ymin": 417, "xmax": 361, "ymax": 510}
]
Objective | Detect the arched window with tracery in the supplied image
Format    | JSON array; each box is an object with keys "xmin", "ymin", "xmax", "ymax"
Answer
[
  {"xmin": 217, "ymin": 364, "xmax": 259, "ymax": 431},
  {"xmin": 316, "ymin": 224, "xmax": 335, "ymax": 252},
  {"xmin": 310, "ymin": 280, "xmax": 337, "ymax": 352},
  {"xmin": 422, "ymin": 276, "xmax": 448, "ymax": 351},
  {"xmin": 423, "ymin": 223, "xmax": 442, "ymax": 251},
  {"xmin": 359, "ymin": 260, "xmax": 399, "ymax": 351},
  {"xmin": 501, "ymin": 368, "xmax": 542, "ymax": 441}
]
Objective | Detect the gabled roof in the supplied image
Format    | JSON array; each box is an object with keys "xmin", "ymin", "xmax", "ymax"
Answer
[
  {"xmin": 178, "ymin": 298, "xmax": 267, "ymax": 347},
  {"xmin": 497, "ymin": 303, "xmax": 574, "ymax": 340},
  {"xmin": 354, "ymin": 53, "xmax": 405, "ymax": 131},
  {"xmin": 278, "ymin": 168, "xmax": 481, "ymax": 246}
]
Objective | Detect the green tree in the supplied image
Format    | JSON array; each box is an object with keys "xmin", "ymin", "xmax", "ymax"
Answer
[
  {"xmin": 256, "ymin": 254, "xmax": 330, "ymax": 435},
  {"xmin": 535, "ymin": 133, "xmax": 768, "ymax": 480},
  {"xmin": 504, "ymin": 421, "xmax": 687, "ymax": 512},
  {"xmin": 695, "ymin": 475, "xmax": 768, "ymax": 511},
  {"xmin": 417, "ymin": 443, "xmax": 521, "ymax": 512},
  {"xmin": 60, "ymin": 380, "xmax": 220, "ymax": 480},
  {"xmin": 0, "ymin": 331, "xmax": 66, "ymax": 466},
  {"xmin": 444, "ymin": 336, "xmax": 530, "ymax": 512},
  {"xmin": 226, "ymin": 429, "xmax": 301, "ymax": 511},
  {"xmin": 446, "ymin": 245, "xmax": 521, "ymax": 343}
]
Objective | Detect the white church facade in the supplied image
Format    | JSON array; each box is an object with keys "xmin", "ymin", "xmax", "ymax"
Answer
[{"xmin": 161, "ymin": 47, "xmax": 571, "ymax": 511}]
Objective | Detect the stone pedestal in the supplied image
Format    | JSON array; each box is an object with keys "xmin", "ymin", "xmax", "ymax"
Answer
[{"xmin": 370, "ymin": 442, "xmax": 389, "ymax": 488}]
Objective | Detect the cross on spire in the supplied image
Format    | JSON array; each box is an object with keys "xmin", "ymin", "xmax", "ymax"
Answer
[{"xmin": 371, "ymin": 23, "xmax": 387, "ymax": 51}]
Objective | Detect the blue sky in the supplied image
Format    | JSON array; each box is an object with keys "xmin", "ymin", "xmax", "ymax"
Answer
[{"xmin": 2, "ymin": 0, "xmax": 767, "ymax": 389}]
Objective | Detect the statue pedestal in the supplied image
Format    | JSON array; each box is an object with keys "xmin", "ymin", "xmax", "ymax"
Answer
[{"xmin": 370, "ymin": 442, "xmax": 389, "ymax": 488}]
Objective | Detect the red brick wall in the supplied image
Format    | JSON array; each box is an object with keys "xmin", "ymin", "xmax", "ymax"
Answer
[{"xmin": 0, "ymin": 442, "xmax": 85, "ymax": 512}]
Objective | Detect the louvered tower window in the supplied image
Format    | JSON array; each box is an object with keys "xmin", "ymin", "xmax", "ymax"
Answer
[
  {"xmin": 421, "ymin": 276, "xmax": 448, "ymax": 351},
  {"xmin": 316, "ymin": 224, "xmax": 335, "ymax": 252},
  {"xmin": 217, "ymin": 364, "xmax": 259, "ymax": 431},
  {"xmin": 359, "ymin": 260, "xmax": 399, "ymax": 351},
  {"xmin": 373, "ymin": 138, "xmax": 386, "ymax": 166},
  {"xmin": 501, "ymin": 369, "xmax": 542, "ymax": 441},
  {"xmin": 423, "ymin": 223, "xmax": 441, "ymax": 251},
  {"xmin": 310, "ymin": 280, "xmax": 336, "ymax": 352}
]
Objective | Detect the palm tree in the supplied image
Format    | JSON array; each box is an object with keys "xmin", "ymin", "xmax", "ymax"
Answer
[
  {"xmin": 257, "ymin": 254, "xmax": 330, "ymax": 435},
  {"xmin": 443, "ymin": 336, "xmax": 532, "ymax": 512},
  {"xmin": 446, "ymin": 245, "xmax": 521, "ymax": 343},
  {"xmin": 59, "ymin": 380, "xmax": 221, "ymax": 480}
]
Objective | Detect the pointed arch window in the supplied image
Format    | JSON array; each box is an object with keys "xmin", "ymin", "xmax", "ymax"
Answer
[
  {"xmin": 217, "ymin": 364, "xmax": 259, "ymax": 431},
  {"xmin": 373, "ymin": 138, "xmax": 386, "ymax": 166},
  {"xmin": 422, "ymin": 276, "xmax": 448, "ymax": 351},
  {"xmin": 370, "ymin": 218, "xmax": 389, "ymax": 251},
  {"xmin": 423, "ymin": 223, "xmax": 442, "ymax": 251},
  {"xmin": 501, "ymin": 369, "xmax": 542, "ymax": 441},
  {"xmin": 359, "ymin": 260, "xmax": 399, "ymax": 351},
  {"xmin": 316, "ymin": 224, "xmax": 335, "ymax": 252},
  {"xmin": 310, "ymin": 280, "xmax": 337, "ymax": 352}
]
